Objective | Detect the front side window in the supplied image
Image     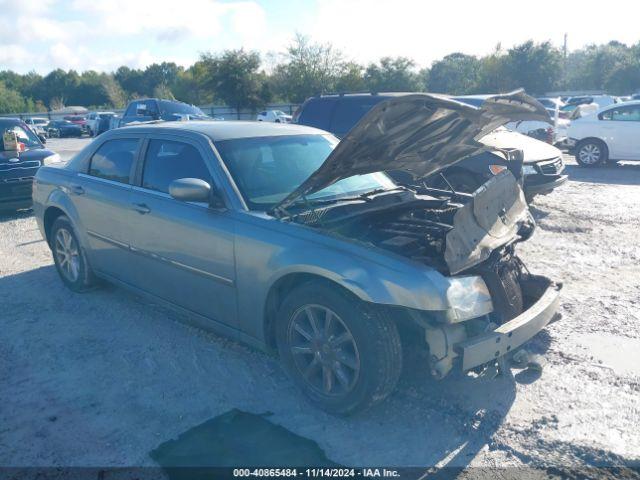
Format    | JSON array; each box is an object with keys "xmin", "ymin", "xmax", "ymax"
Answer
[
  {"xmin": 88, "ymin": 138, "xmax": 138, "ymax": 184},
  {"xmin": 142, "ymin": 139, "xmax": 211, "ymax": 194},
  {"xmin": 215, "ymin": 134, "xmax": 395, "ymax": 210},
  {"xmin": 1, "ymin": 125, "xmax": 42, "ymax": 150}
]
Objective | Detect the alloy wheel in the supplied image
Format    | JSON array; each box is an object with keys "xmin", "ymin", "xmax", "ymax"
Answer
[
  {"xmin": 579, "ymin": 143, "xmax": 601, "ymax": 165},
  {"xmin": 55, "ymin": 228, "xmax": 80, "ymax": 282},
  {"xmin": 287, "ymin": 304, "xmax": 361, "ymax": 396}
]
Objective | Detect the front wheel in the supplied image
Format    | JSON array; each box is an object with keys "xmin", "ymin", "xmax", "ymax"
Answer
[
  {"xmin": 51, "ymin": 216, "xmax": 96, "ymax": 292},
  {"xmin": 576, "ymin": 140, "xmax": 608, "ymax": 167},
  {"xmin": 276, "ymin": 281, "xmax": 402, "ymax": 415}
]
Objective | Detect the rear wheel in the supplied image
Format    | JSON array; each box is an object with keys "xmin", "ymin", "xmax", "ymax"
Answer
[
  {"xmin": 50, "ymin": 216, "xmax": 96, "ymax": 292},
  {"xmin": 276, "ymin": 281, "xmax": 402, "ymax": 415},
  {"xmin": 576, "ymin": 139, "xmax": 608, "ymax": 167}
]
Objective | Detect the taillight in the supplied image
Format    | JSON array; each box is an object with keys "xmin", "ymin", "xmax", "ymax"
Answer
[{"xmin": 546, "ymin": 127, "xmax": 554, "ymax": 144}]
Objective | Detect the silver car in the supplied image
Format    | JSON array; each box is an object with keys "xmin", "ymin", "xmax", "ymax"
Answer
[{"xmin": 33, "ymin": 92, "xmax": 561, "ymax": 414}]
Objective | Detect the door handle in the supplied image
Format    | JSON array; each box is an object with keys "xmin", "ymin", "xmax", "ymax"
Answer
[
  {"xmin": 69, "ymin": 184, "xmax": 85, "ymax": 195},
  {"xmin": 132, "ymin": 202, "xmax": 151, "ymax": 214}
]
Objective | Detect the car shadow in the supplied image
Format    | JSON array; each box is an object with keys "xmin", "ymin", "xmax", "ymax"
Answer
[
  {"xmin": 0, "ymin": 208, "xmax": 33, "ymax": 223},
  {"xmin": 1, "ymin": 266, "xmax": 517, "ymax": 468},
  {"xmin": 565, "ymin": 163, "xmax": 640, "ymax": 186}
]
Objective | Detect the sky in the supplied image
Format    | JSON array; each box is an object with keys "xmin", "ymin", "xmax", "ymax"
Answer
[{"xmin": 1, "ymin": 0, "xmax": 638, "ymax": 74}]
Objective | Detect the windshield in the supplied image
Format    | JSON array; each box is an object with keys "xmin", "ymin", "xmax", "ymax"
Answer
[
  {"xmin": 1, "ymin": 124, "xmax": 42, "ymax": 150},
  {"xmin": 159, "ymin": 101, "xmax": 206, "ymax": 116},
  {"xmin": 215, "ymin": 134, "xmax": 396, "ymax": 210}
]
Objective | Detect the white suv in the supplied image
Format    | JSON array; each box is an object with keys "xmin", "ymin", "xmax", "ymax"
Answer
[
  {"xmin": 256, "ymin": 110, "xmax": 292, "ymax": 123},
  {"xmin": 568, "ymin": 101, "xmax": 640, "ymax": 166}
]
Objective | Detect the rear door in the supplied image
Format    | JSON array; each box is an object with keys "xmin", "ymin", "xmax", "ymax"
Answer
[
  {"xmin": 127, "ymin": 134, "xmax": 237, "ymax": 326},
  {"xmin": 73, "ymin": 137, "xmax": 140, "ymax": 281}
]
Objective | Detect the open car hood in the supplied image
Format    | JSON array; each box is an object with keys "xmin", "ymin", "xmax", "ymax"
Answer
[{"xmin": 276, "ymin": 90, "xmax": 549, "ymax": 211}]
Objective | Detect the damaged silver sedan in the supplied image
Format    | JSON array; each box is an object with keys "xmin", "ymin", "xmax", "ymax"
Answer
[{"xmin": 33, "ymin": 91, "xmax": 561, "ymax": 414}]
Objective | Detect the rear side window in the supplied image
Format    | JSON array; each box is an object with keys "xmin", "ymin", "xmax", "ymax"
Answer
[
  {"xmin": 88, "ymin": 138, "xmax": 138, "ymax": 184},
  {"xmin": 600, "ymin": 106, "xmax": 640, "ymax": 122},
  {"xmin": 296, "ymin": 98, "xmax": 337, "ymax": 131},
  {"xmin": 330, "ymin": 97, "xmax": 386, "ymax": 137},
  {"xmin": 142, "ymin": 139, "xmax": 211, "ymax": 194}
]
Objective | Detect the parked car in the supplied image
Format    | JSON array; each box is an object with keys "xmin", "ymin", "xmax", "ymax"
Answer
[
  {"xmin": 33, "ymin": 92, "xmax": 561, "ymax": 414},
  {"xmin": 64, "ymin": 115, "xmax": 88, "ymax": 134},
  {"xmin": 568, "ymin": 101, "xmax": 640, "ymax": 166},
  {"xmin": 24, "ymin": 117, "xmax": 50, "ymax": 138},
  {"xmin": 47, "ymin": 120, "xmax": 84, "ymax": 138},
  {"xmin": 536, "ymin": 97, "xmax": 565, "ymax": 111},
  {"xmin": 86, "ymin": 111, "xmax": 115, "ymax": 136},
  {"xmin": 256, "ymin": 110, "xmax": 292, "ymax": 123},
  {"xmin": 295, "ymin": 93, "xmax": 566, "ymax": 201},
  {"xmin": 118, "ymin": 98, "xmax": 210, "ymax": 127},
  {"xmin": 0, "ymin": 118, "xmax": 61, "ymax": 211}
]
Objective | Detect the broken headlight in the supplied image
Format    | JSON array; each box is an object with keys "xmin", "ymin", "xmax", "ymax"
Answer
[{"xmin": 445, "ymin": 275, "xmax": 494, "ymax": 323}]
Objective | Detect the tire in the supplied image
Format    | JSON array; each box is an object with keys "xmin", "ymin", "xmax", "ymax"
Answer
[
  {"xmin": 50, "ymin": 216, "xmax": 96, "ymax": 292},
  {"xmin": 275, "ymin": 119, "xmax": 281, "ymax": 123},
  {"xmin": 276, "ymin": 281, "xmax": 402, "ymax": 415},
  {"xmin": 576, "ymin": 139, "xmax": 608, "ymax": 167}
]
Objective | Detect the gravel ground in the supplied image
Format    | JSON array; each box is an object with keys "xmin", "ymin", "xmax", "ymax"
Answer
[{"xmin": 1, "ymin": 138, "xmax": 639, "ymax": 471}]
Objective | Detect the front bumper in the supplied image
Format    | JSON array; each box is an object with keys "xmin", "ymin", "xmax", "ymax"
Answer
[
  {"xmin": 524, "ymin": 174, "xmax": 568, "ymax": 197},
  {"xmin": 455, "ymin": 276, "xmax": 561, "ymax": 371},
  {"xmin": 0, "ymin": 178, "xmax": 34, "ymax": 210}
]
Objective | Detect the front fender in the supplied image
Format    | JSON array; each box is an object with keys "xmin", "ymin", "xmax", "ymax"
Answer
[{"xmin": 265, "ymin": 246, "xmax": 451, "ymax": 312}]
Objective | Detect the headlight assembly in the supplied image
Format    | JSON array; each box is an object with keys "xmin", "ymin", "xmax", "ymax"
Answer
[
  {"xmin": 42, "ymin": 153, "xmax": 62, "ymax": 165},
  {"xmin": 522, "ymin": 164, "xmax": 537, "ymax": 175},
  {"xmin": 445, "ymin": 275, "xmax": 493, "ymax": 323}
]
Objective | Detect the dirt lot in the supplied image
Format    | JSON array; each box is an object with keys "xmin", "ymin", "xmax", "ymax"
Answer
[{"xmin": 1, "ymin": 138, "xmax": 639, "ymax": 471}]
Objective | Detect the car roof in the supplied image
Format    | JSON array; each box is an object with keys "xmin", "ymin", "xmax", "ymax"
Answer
[
  {"xmin": 600, "ymin": 99, "xmax": 640, "ymax": 110},
  {"xmin": 118, "ymin": 120, "xmax": 327, "ymax": 141}
]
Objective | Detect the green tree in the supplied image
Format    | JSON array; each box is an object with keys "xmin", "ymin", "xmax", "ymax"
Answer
[
  {"xmin": 428, "ymin": 53, "xmax": 481, "ymax": 94},
  {"xmin": 364, "ymin": 57, "xmax": 421, "ymax": 92},
  {"xmin": 272, "ymin": 33, "xmax": 347, "ymax": 102},
  {"xmin": 504, "ymin": 41, "xmax": 561, "ymax": 94},
  {"xmin": 0, "ymin": 81, "xmax": 32, "ymax": 113},
  {"xmin": 200, "ymin": 49, "xmax": 268, "ymax": 116}
]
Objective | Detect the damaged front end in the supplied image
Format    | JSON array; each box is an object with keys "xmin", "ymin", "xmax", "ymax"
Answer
[
  {"xmin": 288, "ymin": 169, "xmax": 560, "ymax": 379},
  {"xmin": 277, "ymin": 91, "xmax": 561, "ymax": 378}
]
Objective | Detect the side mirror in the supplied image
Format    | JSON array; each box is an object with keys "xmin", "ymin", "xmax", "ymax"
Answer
[
  {"xmin": 169, "ymin": 178, "xmax": 212, "ymax": 203},
  {"xmin": 38, "ymin": 134, "xmax": 47, "ymax": 144}
]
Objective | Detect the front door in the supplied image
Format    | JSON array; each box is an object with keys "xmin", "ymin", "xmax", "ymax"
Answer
[
  {"xmin": 127, "ymin": 136, "xmax": 237, "ymax": 326},
  {"xmin": 73, "ymin": 137, "xmax": 139, "ymax": 281}
]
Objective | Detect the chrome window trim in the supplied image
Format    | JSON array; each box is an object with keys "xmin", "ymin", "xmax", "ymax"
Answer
[{"xmin": 77, "ymin": 172, "xmax": 132, "ymax": 189}]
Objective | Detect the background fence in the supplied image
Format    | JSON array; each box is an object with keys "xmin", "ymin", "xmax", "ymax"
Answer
[{"xmin": 0, "ymin": 103, "xmax": 299, "ymax": 122}]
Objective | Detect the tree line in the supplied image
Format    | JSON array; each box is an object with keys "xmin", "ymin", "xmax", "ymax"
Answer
[{"xmin": 1, "ymin": 34, "xmax": 639, "ymax": 114}]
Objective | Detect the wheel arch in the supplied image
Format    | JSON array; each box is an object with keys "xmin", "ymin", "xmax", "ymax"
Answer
[
  {"xmin": 577, "ymin": 136, "xmax": 609, "ymax": 154},
  {"xmin": 263, "ymin": 272, "xmax": 362, "ymax": 351},
  {"xmin": 43, "ymin": 206, "xmax": 68, "ymax": 247}
]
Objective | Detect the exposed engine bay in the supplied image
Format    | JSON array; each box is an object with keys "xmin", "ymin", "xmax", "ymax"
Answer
[
  {"xmin": 293, "ymin": 170, "xmax": 533, "ymax": 273},
  {"xmin": 291, "ymin": 170, "xmax": 536, "ymax": 327}
]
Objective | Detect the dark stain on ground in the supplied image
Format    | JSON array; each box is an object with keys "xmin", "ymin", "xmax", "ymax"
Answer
[{"xmin": 150, "ymin": 409, "xmax": 338, "ymax": 479}]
